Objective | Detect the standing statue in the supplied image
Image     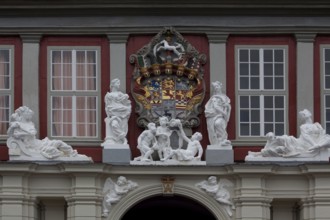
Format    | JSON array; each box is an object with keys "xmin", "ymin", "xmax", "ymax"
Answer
[
  {"xmin": 246, "ymin": 109, "xmax": 330, "ymax": 159},
  {"xmin": 102, "ymin": 176, "xmax": 138, "ymax": 217},
  {"xmin": 104, "ymin": 78, "xmax": 131, "ymax": 145},
  {"xmin": 6, "ymin": 106, "xmax": 92, "ymax": 161},
  {"xmin": 196, "ymin": 176, "xmax": 235, "ymax": 217},
  {"xmin": 161, "ymin": 120, "xmax": 203, "ymax": 162},
  {"xmin": 205, "ymin": 81, "xmax": 231, "ymax": 146}
]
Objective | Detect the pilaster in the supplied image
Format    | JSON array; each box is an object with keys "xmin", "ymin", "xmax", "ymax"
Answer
[
  {"xmin": 207, "ymin": 32, "xmax": 228, "ymax": 91},
  {"xmin": 20, "ymin": 34, "xmax": 42, "ymax": 137},
  {"xmin": 107, "ymin": 33, "xmax": 129, "ymax": 92},
  {"xmin": 295, "ymin": 33, "xmax": 316, "ymax": 131},
  {"xmin": 235, "ymin": 174, "xmax": 272, "ymax": 220}
]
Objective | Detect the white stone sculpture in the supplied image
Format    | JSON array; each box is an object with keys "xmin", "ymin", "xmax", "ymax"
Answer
[
  {"xmin": 161, "ymin": 119, "xmax": 203, "ymax": 162},
  {"xmin": 103, "ymin": 78, "xmax": 131, "ymax": 145},
  {"xmin": 6, "ymin": 106, "xmax": 92, "ymax": 162},
  {"xmin": 205, "ymin": 81, "xmax": 231, "ymax": 146},
  {"xmin": 196, "ymin": 176, "xmax": 235, "ymax": 217},
  {"xmin": 102, "ymin": 176, "xmax": 138, "ymax": 217},
  {"xmin": 133, "ymin": 122, "xmax": 157, "ymax": 162},
  {"xmin": 154, "ymin": 116, "xmax": 173, "ymax": 160},
  {"xmin": 246, "ymin": 109, "xmax": 330, "ymax": 162}
]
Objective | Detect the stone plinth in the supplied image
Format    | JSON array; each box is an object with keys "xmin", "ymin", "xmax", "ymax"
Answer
[
  {"xmin": 102, "ymin": 143, "xmax": 131, "ymax": 165},
  {"xmin": 205, "ymin": 145, "xmax": 234, "ymax": 165}
]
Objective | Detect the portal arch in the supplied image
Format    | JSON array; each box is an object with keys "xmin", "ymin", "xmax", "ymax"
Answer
[{"xmin": 108, "ymin": 184, "xmax": 231, "ymax": 220}]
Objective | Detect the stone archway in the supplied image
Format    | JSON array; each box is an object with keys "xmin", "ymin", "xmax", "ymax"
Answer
[{"xmin": 121, "ymin": 195, "xmax": 216, "ymax": 220}]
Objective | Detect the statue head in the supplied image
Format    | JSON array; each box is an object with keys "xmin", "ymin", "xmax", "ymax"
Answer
[
  {"xmin": 212, "ymin": 81, "xmax": 223, "ymax": 95},
  {"xmin": 110, "ymin": 78, "xmax": 120, "ymax": 91},
  {"xmin": 299, "ymin": 109, "xmax": 312, "ymax": 124}
]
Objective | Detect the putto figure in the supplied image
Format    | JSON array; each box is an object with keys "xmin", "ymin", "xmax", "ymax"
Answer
[
  {"xmin": 196, "ymin": 176, "xmax": 235, "ymax": 216},
  {"xmin": 205, "ymin": 81, "xmax": 231, "ymax": 146},
  {"xmin": 133, "ymin": 122, "xmax": 157, "ymax": 162},
  {"xmin": 102, "ymin": 176, "xmax": 138, "ymax": 217},
  {"xmin": 7, "ymin": 106, "xmax": 92, "ymax": 161},
  {"xmin": 104, "ymin": 78, "xmax": 131, "ymax": 145}
]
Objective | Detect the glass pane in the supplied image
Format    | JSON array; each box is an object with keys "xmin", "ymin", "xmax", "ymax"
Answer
[
  {"xmin": 326, "ymin": 76, "xmax": 330, "ymax": 89},
  {"xmin": 264, "ymin": 63, "xmax": 273, "ymax": 76},
  {"xmin": 274, "ymin": 49, "xmax": 284, "ymax": 62},
  {"xmin": 62, "ymin": 51, "xmax": 72, "ymax": 63},
  {"xmin": 265, "ymin": 123, "xmax": 274, "ymax": 135},
  {"xmin": 264, "ymin": 77, "xmax": 273, "ymax": 90},
  {"xmin": 52, "ymin": 96, "xmax": 62, "ymax": 109},
  {"xmin": 327, "ymin": 123, "xmax": 330, "ymax": 134},
  {"xmin": 63, "ymin": 97, "xmax": 72, "ymax": 109},
  {"xmin": 325, "ymin": 49, "xmax": 330, "ymax": 61},
  {"xmin": 250, "ymin": 77, "xmax": 260, "ymax": 89},
  {"xmin": 264, "ymin": 96, "xmax": 273, "ymax": 108},
  {"xmin": 62, "ymin": 77, "xmax": 72, "ymax": 90},
  {"xmin": 240, "ymin": 96, "xmax": 249, "ymax": 108},
  {"xmin": 52, "ymin": 51, "xmax": 61, "ymax": 63},
  {"xmin": 274, "ymin": 63, "xmax": 284, "ymax": 76},
  {"xmin": 63, "ymin": 64, "xmax": 72, "ymax": 77},
  {"xmin": 76, "ymin": 64, "xmax": 85, "ymax": 77},
  {"xmin": 275, "ymin": 77, "xmax": 284, "ymax": 90},
  {"xmin": 63, "ymin": 110, "xmax": 72, "ymax": 122},
  {"xmin": 250, "ymin": 50, "xmax": 259, "ymax": 62},
  {"xmin": 275, "ymin": 96, "xmax": 284, "ymax": 108},
  {"xmin": 240, "ymin": 110, "xmax": 250, "ymax": 122},
  {"xmin": 275, "ymin": 110, "xmax": 284, "ymax": 122},
  {"xmin": 239, "ymin": 49, "xmax": 249, "ymax": 62},
  {"xmin": 326, "ymin": 95, "xmax": 330, "ymax": 107},
  {"xmin": 76, "ymin": 77, "xmax": 85, "ymax": 90},
  {"xmin": 251, "ymin": 96, "xmax": 260, "ymax": 108},
  {"xmin": 275, "ymin": 124, "xmax": 285, "ymax": 135},
  {"xmin": 240, "ymin": 123, "xmax": 250, "ymax": 136},
  {"xmin": 0, "ymin": 50, "xmax": 9, "ymax": 62},
  {"xmin": 250, "ymin": 63, "xmax": 259, "ymax": 76},
  {"xmin": 76, "ymin": 51, "xmax": 85, "ymax": 63},
  {"xmin": 240, "ymin": 77, "xmax": 249, "ymax": 89},
  {"xmin": 87, "ymin": 51, "xmax": 96, "ymax": 63},
  {"xmin": 63, "ymin": 123, "xmax": 72, "ymax": 136},
  {"xmin": 251, "ymin": 110, "xmax": 260, "ymax": 122},
  {"xmin": 264, "ymin": 50, "xmax": 273, "ymax": 62},
  {"xmin": 325, "ymin": 63, "xmax": 330, "ymax": 75},
  {"xmin": 77, "ymin": 110, "xmax": 86, "ymax": 123},
  {"xmin": 326, "ymin": 110, "xmax": 330, "ymax": 121},
  {"xmin": 264, "ymin": 110, "xmax": 274, "ymax": 122},
  {"xmin": 251, "ymin": 123, "xmax": 260, "ymax": 136},
  {"xmin": 240, "ymin": 63, "xmax": 249, "ymax": 75}
]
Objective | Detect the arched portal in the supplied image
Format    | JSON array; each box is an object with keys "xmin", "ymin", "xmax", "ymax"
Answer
[{"xmin": 121, "ymin": 195, "xmax": 217, "ymax": 220}]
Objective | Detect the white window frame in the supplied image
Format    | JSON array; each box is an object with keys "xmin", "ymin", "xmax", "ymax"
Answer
[
  {"xmin": 321, "ymin": 45, "xmax": 330, "ymax": 134},
  {"xmin": 47, "ymin": 46, "xmax": 101, "ymax": 141},
  {"xmin": 235, "ymin": 45, "xmax": 289, "ymax": 140},
  {"xmin": 0, "ymin": 46, "xmax": 14, "ymax": 138}
]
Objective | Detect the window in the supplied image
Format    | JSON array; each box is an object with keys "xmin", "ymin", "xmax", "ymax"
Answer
[
  {"xmin": 49, "ymin": 47, "xmax": 99, "ymax": 139},
  {"xmin": 322, "ymin": 47, "xmax": 330, "ymax": 133},
  {"xmin": 237, "ymin": 47, "xmax": 288, "ymax": 137},
  {"xmin": 40, "ymin": 36, "xmax": 110, "ymax": 143},
  {"xmin": 0, "ymin": 46, "xmax": 14, "ymax": 136}
]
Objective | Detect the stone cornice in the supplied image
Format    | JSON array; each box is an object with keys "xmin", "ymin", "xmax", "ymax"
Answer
[
  {"xmin": 295, "ymin": 33, "xmax": 317, "ymax": 42},
  {"xmin": 20, "ymin": 33, "xmax": 42, "ymax": 43},
  {"xmin": 206, "ymin": 32, "xmax": 229, "ymax": 43},
  {"xmin": 107, "ymin": 33, "xmax": 129, "ymax": 44}
]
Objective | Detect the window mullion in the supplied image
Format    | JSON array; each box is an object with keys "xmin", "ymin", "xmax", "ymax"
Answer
[
  {"xmin": 260, "ymin": 95, "xmax": 265, "ymax": 136},
  {"xmin": 260, "ymin": 48, "xmax": 264, "ymax": 90}
]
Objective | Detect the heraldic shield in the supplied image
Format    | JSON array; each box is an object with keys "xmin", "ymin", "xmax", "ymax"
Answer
[{"xmin": 129, "ymin": 27, "xmax": 207, "ymax": 128}]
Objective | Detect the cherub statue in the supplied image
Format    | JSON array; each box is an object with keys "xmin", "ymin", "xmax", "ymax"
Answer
[
  {"xmin": 196, "ymin": 176, "xmax": 235, "ymax": 216},
  {"xmin": 154, "ymin": 116, "xmax": 173, "ymax": 160},
  {"xmin": 102, "ymin": 176, "xmax": 138, "ymax": 217},
  {"xmin": 133, "ymin": 122, "xmax": 157, "ymax": 162},
  {"xmin": 161, "ymin": 120, "xmax": 203, "ymax": 162}
]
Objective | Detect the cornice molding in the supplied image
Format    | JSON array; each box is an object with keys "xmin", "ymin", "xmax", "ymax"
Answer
[
  {"xmin": 206, "ymin": 32, "xmax": 229, "ymax": 43},
  {"xmin": 107, "ymin": 33, "xmax": 129, "ymax": 43},
  {"xmin": 295, "ymin": 33, "xmax": 317, "ymax": 42},
  {"xmin": 20, "ymin": 33, "xmax": 42, "ymax": 43}
]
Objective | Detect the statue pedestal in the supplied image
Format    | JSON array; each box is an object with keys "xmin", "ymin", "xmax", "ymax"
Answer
[
  {"xmin": 206, "ymin": 145, "xmax": 234, "ymax": 165},
  {"xmin": 102, "ymin": 143, "xmax": 131, "ymax": 165}
]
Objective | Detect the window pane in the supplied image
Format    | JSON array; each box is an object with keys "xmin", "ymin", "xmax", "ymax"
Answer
[
  {"xmin": 264, "ymin": 50, "xmax": 273, "ymax": 62},
  {"xmin": 325, "ymin": 63, "xmax": 330, "ymax": 75},
  {"xmin": 240, "ymin": 96, "xmax": 249, "ymax": 108},
  {"xmin": 250, "ymin": 50, "xmax": 259, "ymax": 62},
  {"xmin": 264, "ymin": 123, "xmax": 273, "ymax": 134},
  {"xmin": 250, "ymin": 63, "xmax": 259, "ymax": 76},
  {"xmin": 251, "ymin": 110, "xmax": 260, "ymax": 122},
  {"xmin": 251, "ymin": 96, "xmax": 260, "ymax": 108},
  {"xmin": 325, "ymin": 49, "xmax": 330, "ymax": 61},
  {"xmin": 275, "ymin": 110, "xmax": 284, "ymax": 122},
  {"xmin": 62, "ymin": 51, "xmax": 72, "ymax": 63},
  {"xmin": 0, "ymin": 50, "xmax": 9, "ymax": 62},
  {"xmin": 251, "ymin": 123, "xmax": 260, "ymax": 136},
  {"xmin": 240, "ymin": 123, "xmax": 250, "ymax": 136},
  {"xmin": 264, "ymin": 110, "xmax": 274, "ymax": 122},
  {"xmin": 274, "ymin": 63, "xmax": 284, "ymax": 76},
  {"xmin": 326, "ymin": 76, "xmax": 330, "ymax": 89},
  {"xmin": 274, "ymin": 77, "xmax": 284, "ymax": 90},
  {"xmin": 264, "ymin": 77, "xmax": 273, "ymax": 89},
  {"xmin": 250, "ymin": 77, "xmax": 260, "ymax": 89},
  {"xmin": 264, "ymin": 96, "xmax": 273, "ymax": 108},
  {"xmin": 239, "ymin": 49, "xmax": 249, "ymax": 62},
  {"xmin": 275, "ymin": 124, "xmax": 285, "ymax": 135},
  {"xmin": 275, "ymin": 96, "xmax": 284, "ymax": 108},
  {"xmin": 240, "ymin": 63, "xmax": 249, "ymax": 75},
  {"xmin": 76, "ymin": 51, "xmax": 85, "ymax": 63},
  {"xmin": 240, "ymin": 77, "xmax": 249, "ymax": 89},
  {"xmin": 274, "ymin": 49, "xmax": 284, "ymax": 62},
  {"xmin": 264, "ymin": 63, "xmax": 273, "ymax": 76},
  {"xmin": 240, "ymin": 110, "xmax": 250, "ymax": 122},
  {"xmin": 0, "ymin": 95, "xmax": 10, "ymax": 135}
]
